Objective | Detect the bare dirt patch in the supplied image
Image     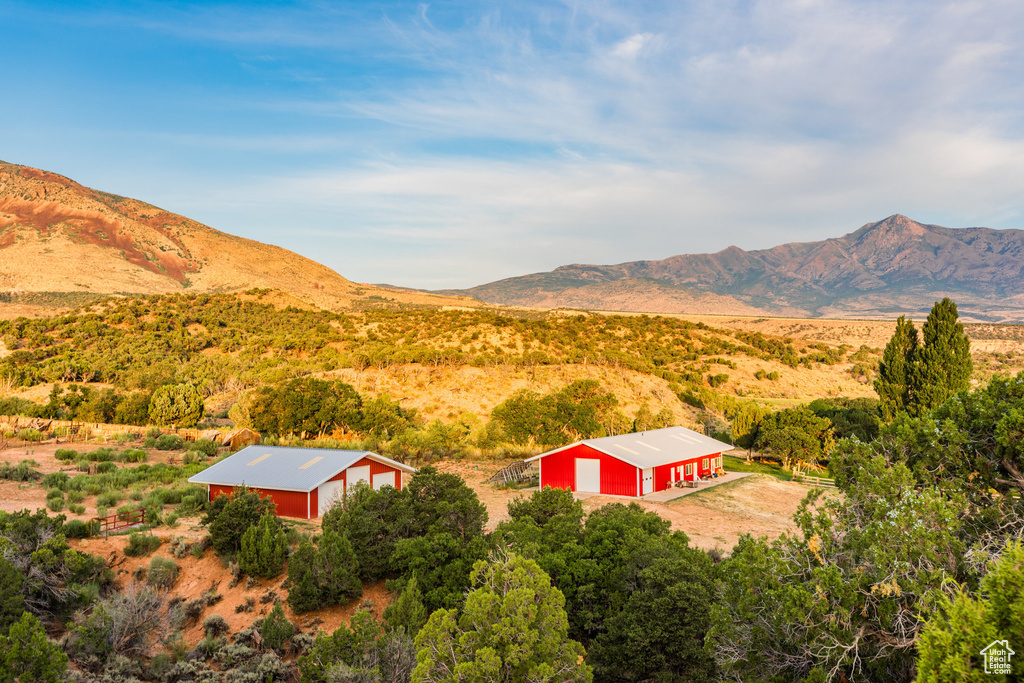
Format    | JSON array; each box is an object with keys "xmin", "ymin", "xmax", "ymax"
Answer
[{"xmin": 71, "ymin": 530, "xmax": 392, "ymax": 648}]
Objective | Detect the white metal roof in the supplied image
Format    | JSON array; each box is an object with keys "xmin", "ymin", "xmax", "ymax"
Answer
[
  {"xmin": 188, "ymin": 445, "xmax": 417, "ymax": 493},
  {"xmin": 526, "ymin": 426, "xmax": 731, "ymax": 470}
]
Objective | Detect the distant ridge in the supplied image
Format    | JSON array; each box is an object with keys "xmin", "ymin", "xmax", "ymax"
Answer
[
  {"xmin": 0, "ymin": 160, "xmax": 477, "ymax": 315},
  {"xmin": 454, "ymin": 215, "xmax": 1024, "ymax": 322}
]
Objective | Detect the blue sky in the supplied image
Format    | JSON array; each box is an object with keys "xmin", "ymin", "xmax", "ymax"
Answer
[{"xmin": 2, "ymin": 1, "xmax": 1022, "ymax": 289}]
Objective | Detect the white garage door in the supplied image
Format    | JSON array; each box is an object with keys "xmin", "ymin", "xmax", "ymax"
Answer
[
  {"xmin": 372, "ymin": 471, "xmax": 396, "ymax": 490},
  {"xmin": 347, "ymin": 465, "xmax": 370, "ymax": 490},
  {"xmin": 575, "ymin": 458, "xmax": 601, "ymax": 493},
  {"xmin": 318, "ymin": 480, "xmax": 343, "ymax": 515},
  {"xmin": 642, "ymin": 468, "xmax": 654, "ymax": 495}
]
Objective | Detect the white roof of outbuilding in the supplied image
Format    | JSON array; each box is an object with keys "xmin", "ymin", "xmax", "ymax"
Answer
[
  {"xmin": 526, "ymin": 426, "xmax": 732, "ymax": 470},
  {"xmin": 188, "ymin": 445, "xmax": 417, "ymax": 493}
]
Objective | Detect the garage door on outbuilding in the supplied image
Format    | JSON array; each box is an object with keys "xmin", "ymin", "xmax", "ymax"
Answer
[{"xmin": 188, "ymin": 445, "xmax": 417, "ymax": 519}]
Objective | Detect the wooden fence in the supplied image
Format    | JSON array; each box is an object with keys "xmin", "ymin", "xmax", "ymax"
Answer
[
  {"xmin": 0, "ymin": 414, "xmax": 209, "ymax": 443},
  {"xmin": 92, "ymin": 507, "xmax": 146, "ymax": 536},
  {"xmin": 792, "ymin": 471, "xmax": 837, "ymax": 488}
]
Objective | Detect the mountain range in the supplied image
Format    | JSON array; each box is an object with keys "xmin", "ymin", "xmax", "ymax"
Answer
[
  {"xmin": 3, "ymin": 160, "xmax": 1023, "ymax": 322},
  {"xmin": 0, "ymin": 161, "xmax": 475, "ymax": 315},
  {"xmin": 452, "ymin": 214, "xmax": 1024, "ymax": 322}
]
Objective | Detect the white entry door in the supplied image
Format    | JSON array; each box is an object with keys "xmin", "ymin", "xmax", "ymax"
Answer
[
  {"xmin": 372, "ymin": 471, "xmax": 396, "ymax": 490},
  {"xmin": 642, "ymin": 468, "xmax": 654, "ymax": 495},
  {"xmin": 347, "ymin": 465, "xmax": 370, "ymax": 491},
  {"xmin": 575, "ymin": 458, "xmax": 601, "ymax": 493},
  {"xmin": 318, "ymin": 480, "xmax": 343, "ymax": 515}
]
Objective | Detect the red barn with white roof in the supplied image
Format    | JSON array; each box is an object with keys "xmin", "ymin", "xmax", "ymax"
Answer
[
  {"xmin": 188, "ymin": 445, "xmax": 417, "ymax": 519},
  {"xmin": 525, "ymin": 426, "xmax": 730, "ymax": 497}
]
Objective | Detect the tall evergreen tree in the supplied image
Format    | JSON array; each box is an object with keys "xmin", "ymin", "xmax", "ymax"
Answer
[
  {"xmin": 412, "ymin": 552, "xmax": 592, "ymax": 683},
  {"xmin": 912, "ymin": 298, "xmax": 973, "ymax": 414},
  {"xmin": 874, "ymin": 315, "xmax": 919, "ymax": 420},
  {"xmin": 238, "ymin": 512, "xmax": 287, "ymax": 579}
]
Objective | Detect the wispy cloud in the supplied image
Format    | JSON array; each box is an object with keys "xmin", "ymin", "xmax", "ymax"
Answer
[{"xmin": 2, "ymin": 0, "xmax": 1023, "ymax": 288}]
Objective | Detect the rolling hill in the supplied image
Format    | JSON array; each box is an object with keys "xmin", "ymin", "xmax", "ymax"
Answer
[
  {"xmin": 457, "ymin": 215, "xmax": 1024, "ymax": 321},
  {"xmin": 0, "ymin": 161, "xmax": 477, "ymax": 316}
]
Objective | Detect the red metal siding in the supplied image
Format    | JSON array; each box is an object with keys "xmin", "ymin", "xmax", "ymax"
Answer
[
  {"xmin": 209, "ymin": 484, "xmax": 234, "ymax": 501},
  {"xmin": 537, "ymin": 446, "xmax": 576, "ymax": 492},
  {"xmin": 206, "ymin": 483, "xmax": 311, "ymax": 519},
  {"xmin": 642, "ymin": 451, "xmax": 725, "ymax": 492},
  {"xmin": 595, "ymin": 446, "xmax": 641, "ymax": 497},
  {"xmin": 654, "ymin": 463, "xmax": 675, "ymax": 492},
  {"xmin": 651, "ymin": 452, "xmax": 724, "ymax": 488},
  {"xmin": 346, "ymin": 457, "xmax": 403, "ymax": 491},
  {"xmin": 537, "ymin": 444, "xmax": 639, "ymax": 497},
  {"xmin": 309, "ymin": 488, "xmax": 318, "ymax": 517}
]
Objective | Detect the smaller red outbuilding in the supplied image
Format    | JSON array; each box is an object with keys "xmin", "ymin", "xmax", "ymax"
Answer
[
  {"xmin": 526, "ymin": 426, "xmax": 731, "ymax": 497},
  {"xmin": 188, "ymin": 445, "xmax": 417, "ymax": 519}
]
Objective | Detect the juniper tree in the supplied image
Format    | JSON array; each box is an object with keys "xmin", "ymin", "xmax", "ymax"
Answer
[
  {"xmin": 912, "ymin": 297, "xmax": 972, "ymax": 414},
  {"xmin": 0, "ymin": 612, "xmax": 69, "ymax": 682},
  {"xmin": 287, "ymin": 531, "xmax": 362, "ymax": 614},
  {"xmin": 411, "ymin": 551, "xmax": 592, "ymax": 683},
  {"xmin": 915, "ymin": 541, "xmax": 1024, "ymax": 682},
  {"xmin": 874, "ymin": 315, "xmax": 919, "ymax": 420},
  {"xmin": 148, "ymin": 383, "xmax": 204, "ymax": 427},
  {"xmin": 238, "ymin": 512, "xmax": 287, "ymax": 579},
  {"xmin": 383, "ymin": 574, "xmax": 428, "ymax": 637}
]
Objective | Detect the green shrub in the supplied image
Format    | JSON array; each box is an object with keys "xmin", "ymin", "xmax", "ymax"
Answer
[
  {"xmin": 176, "ymin": 494, "xmax": 204, "ymax": 516},
  {"xmin": 258, "ymin": 602, "xmax": 294, "ymax": 652},
  {"xmin": 47, "ymin": 497, "xmax": 65, "ymax": 512},
  {"xmin": 46, "ymin": 487, "xmax": 65, "ymax": 501},
  {"xmin": 142, "ymin": 436, "xmax": 157, "ymax": 448},
  {"xmin": 145, "ymin": 505, "xmax": 163, "ymax": 527},
  {"xmin": 165, "ymin": 512, "xmax": 179, "ymax": 527},
  {"xmin": 287, "ymin": 531, "xmax": 361, "ymax": 613},
  {"xmin": 97, "ymin": 491, "xmax": 120, "ymax": 507},
  {"xmin": 182, "ymin": 451, "xmax": 200, "ymax": 465},
  {"xmin": 69, "ymin": 504, "xmax": 86, "ymax": 515},
  {"xmin": 130, "ymin": 487, "xmax": 144, "ymax": 501},
  {"xmin": 189, "ymin": 438, "xmax": 219, "ymax": 457},
  {"xmin": 96, "ymin": 461, "xmax": 117, "ymax": 474},
  {"xmin": 0, "ymin": 460, "xmax": 39, "ymax": 481},
  {"xmin": 155, "ymin": 434, "xmax": 185, "ymax": 451},
  {"xmin": 203, "ymin": 614, "xmax": 230, "ymax": 638},
  {"xmin": 147, "ymin": 556, "xmax": 179, "ymax": 589},
  {"xmin": 145, "ymin": 426, "xmax": 162, "ymax": 439},
  {"xmin": 125, "ymin": 532, "xmax": 163, "ymax": 557},
  {"xmin": 119, "ymin": 448, "xmax": 147, "ymax": 463},
  {"xmin": 16, "ymin": 428, "xmax": 43, "ymax": 442},
  {"xmin": 42, "ymin": 472, "xmax": 70, "ymax": 490},
  {"xmin": 239, "ymin": 513, "xmax": 288, "ymax": 579},
  {"xmin": 67, "ymin": 489, "xmax": 85, "ymax": 504},
  {"xmin": 708, "ymin": 373, "xmax": 729, "ymax": 388},
  {"xmin": 55, "ymin": 448, "xmax": 78, "ymax": 462},
  {"xmin": 64, "ymin": 519, "xmax": 94, "ymax": 538},
  {"xmin": 207, "ymin": 488, "xmax": 276, "ymax": 556},
  {"xmin": 88, "ymin": 447, "xmax": 117, "ymax": 462}
]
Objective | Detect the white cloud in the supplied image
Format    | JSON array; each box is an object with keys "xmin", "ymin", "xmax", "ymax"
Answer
[
  {"xmin": 610, "ymin": 32, "xmax": 656, "ymax": 59},
  {"xmin": 8, "ymin": 0, "xmax": 1024, "ymax": 290}
]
